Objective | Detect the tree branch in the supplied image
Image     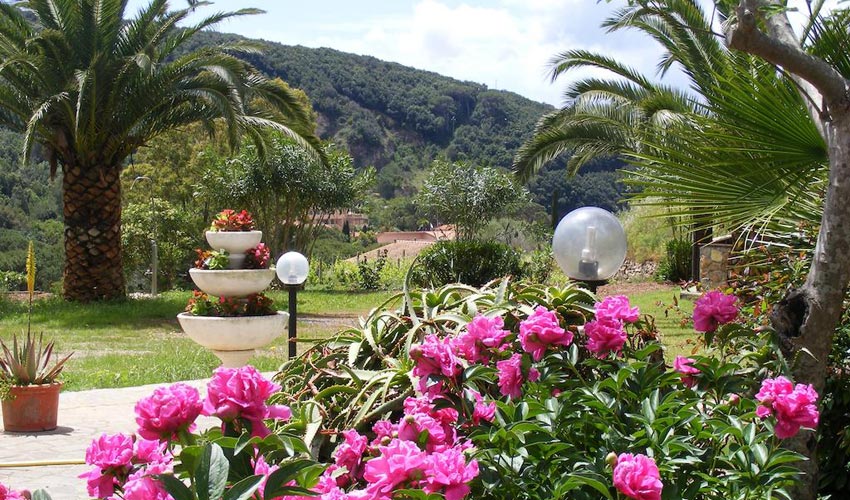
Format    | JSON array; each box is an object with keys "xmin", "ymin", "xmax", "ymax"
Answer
[{"xmin": 725, "ymin": 0, "xmax": 848, "ymax": 123}]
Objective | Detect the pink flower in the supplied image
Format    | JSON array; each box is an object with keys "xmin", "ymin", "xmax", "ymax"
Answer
[
  {"xmin": 0, "ymin": 484, "xmax": 27, "ymax": 500},
  {"xmin": 613, "ymin": 453, "xmax": 663, "ymax": 500},
  {"xmin": 496, "ymin": 353, "xmax": 526, "ymax": 399},
  {"xmin": 135, "ymin": 383, "xmax": 203, "ymax": 441},
  {"xmin": 372, "ymin": 420, "xmax": 397, "ymax": 444},
  {"xmin": 585, "ymin": 318, "xmax": 627, "ymax": 357},
  {"xmin": 363, "ymin": 439, "xmax": 428, "ymax": 497},
  {"xmin": 398, "ymin": 411, "xmax": 457, "ymax": 452},
  {"xmin": 673, "ymin": 356, "xmax": 700, "ymax": 388},
  {"xmin": 202, "ymin": 366, "xmax": 292, "ymax": 437},
  {"xmin": 423, "ymin": 447, "xmax": 479, "ymax": 500},
  {"xmin": 133, "ymin": 438, "xmax": 170, "ymax": 465},
  {"xmin": 692, "ymin": 291, "xmax": 738, "ymax": 332},
  {"xmin": 123, "ymin": 460, "xmax": 174, "ymax": 500},
  {"xmin": 596, "ymin": 296, "xmax": 640, "ymax": 323},
  {"xmin": 519, "ymin": 306, "xmax": 573, "ymax": 361},
  {"xmin": 334, "ymin": 430, "xmax": 369, "ymax": 473},
  {"xmin": 410, "ymin": 335, "xmax": 462, "ymax": 394},
  {"xmin": 454, "ymin": 314, "xmax": 510, "ymax": 363},
  {"xmin": 756, "ymin": 376, "xmax": 819, "ymax": 439},
  {"xmin": 80, "ymin": 433, "xmax": 135, "ymax": 497},
  {"xmin": 466, "ymin": 389, "xmax": 496, "ymax": 425}
]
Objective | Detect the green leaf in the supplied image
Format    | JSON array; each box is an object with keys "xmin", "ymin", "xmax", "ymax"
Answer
[
  {"xmin": 264, "ymin": 460, "xmax": 319, "ymax": 498},
  {"xmin": 155, "ymin": 474, "xmax": 195, "ymax": 500},
  {"xmin": 196, "ymin": 443, "xmax": 229, "ymax": 500},
  {"xmin": 30, "ymin": 491, "xmax": 53, "ymax": 500},
  {"xmin": 223, "ymin": 475, "xmax": 264, "ymax": 500}
]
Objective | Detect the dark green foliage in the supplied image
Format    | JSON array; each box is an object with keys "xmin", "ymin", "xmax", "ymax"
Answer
[
  {"xmin": 820, "ymin": 318, "xmax": 850, "ymax": 495},
  {"xmin": 410, "ymin": 240, "xmax": 524, "ymax": 288},
  {"xmin": 528, "ymin": 160, "xmax": 630, "ymax": 220},
  {"xmin": 657, "ymin": 238, "xmax": 692, "ymax": 282},
  {"xmin": 357, "ymin": 249, "xmax": 387, "ymax": 291}
]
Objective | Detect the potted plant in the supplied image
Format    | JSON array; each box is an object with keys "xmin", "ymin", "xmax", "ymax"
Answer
[
  {"xmin": 205, "ymin": 209, "xmax": 262, "ymax": 260},
  {"xmin": 0, "ymin": 242, "xmax": 73, "ymax": 432}
]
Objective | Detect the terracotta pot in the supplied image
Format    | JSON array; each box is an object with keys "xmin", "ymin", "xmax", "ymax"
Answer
[{"xmin": 1, "ymin": 382, "xmax": 62, "ymax": 432}]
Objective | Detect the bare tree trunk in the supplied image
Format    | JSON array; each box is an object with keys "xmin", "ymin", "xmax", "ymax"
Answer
[
  {"xmin": 726, "ymin": 2, "xmax": 850, "ymax": 497},
  {"xmin": 62, "ymin": 164, "xmax": 125, "ymax": 301}
]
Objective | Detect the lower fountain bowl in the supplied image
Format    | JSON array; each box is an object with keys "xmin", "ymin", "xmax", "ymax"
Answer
[{"xmin": 177, "ymin": 311, "xmax": 288, "ymax": 367}]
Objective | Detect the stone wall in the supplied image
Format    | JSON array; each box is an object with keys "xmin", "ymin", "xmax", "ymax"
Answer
[{"xmin": 700, "ymin": 243, "xmax": 733, "ymax": 289}]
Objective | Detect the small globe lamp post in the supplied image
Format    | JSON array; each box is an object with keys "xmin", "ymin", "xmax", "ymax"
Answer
[
  {"xmin": 552, "ymin": 207, "xmax": 627, "ymax": 293},
  {"xmin": 276, "ymin": 251, "xmax": 309, "ymax": 359}
]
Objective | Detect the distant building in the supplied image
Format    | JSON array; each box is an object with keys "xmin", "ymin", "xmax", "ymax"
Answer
[
  {"xmin": 320, "ymin": 210, "xmax": 369, "ymax": 231},
  {"xmin": 375, "ymin": 225, "xmax": 456, "ymax": 244}
]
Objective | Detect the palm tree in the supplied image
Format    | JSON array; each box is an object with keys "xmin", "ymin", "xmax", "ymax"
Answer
[
  {"xmin": 0, "ymin": 0, "xmax": 321, "ymax": 301},
  {"xmin": 514, "ymin": 0, "xmax": 827, "ymax": 239}
]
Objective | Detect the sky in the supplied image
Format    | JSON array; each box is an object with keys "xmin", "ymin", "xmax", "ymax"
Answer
[{"xmin": 127, "ymin": 0, "xmax": 840, "ymax": 107}]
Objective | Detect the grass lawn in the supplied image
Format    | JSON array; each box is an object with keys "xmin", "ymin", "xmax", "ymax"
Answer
[{"xmin": 0, "ymin": 286, "xmax": 696, "ymax": 391}]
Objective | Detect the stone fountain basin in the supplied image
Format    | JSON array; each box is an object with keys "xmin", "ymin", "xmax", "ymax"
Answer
[
  {"xmin": 177, "ymin": 311, "xmax": 288, "ymax": 352},
  {"xmin": 205, "ymin": 230, "xmax": 263, "ymax": 254},
  {"xmin": 189, "ymin": 268, "xmax": 275, "ymax": 297}
]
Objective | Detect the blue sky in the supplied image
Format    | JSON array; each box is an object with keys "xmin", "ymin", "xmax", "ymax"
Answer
[{"xmin": 127, "ymin": 0, "xmax": 838, "ymax": 106}]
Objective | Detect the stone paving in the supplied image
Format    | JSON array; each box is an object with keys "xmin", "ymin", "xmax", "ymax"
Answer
[{"xmin": 0, "ymin": 378, "xmax": 225, "ymax": 499}]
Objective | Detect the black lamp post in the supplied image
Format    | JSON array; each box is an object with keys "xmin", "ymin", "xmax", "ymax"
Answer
[
  {"xmin": 552, "ymin": 207, "xmax": 627, "ymax": 294},
  {"xmin": 276, "ymin": 251, "xmax": 309, "ymax": 359}
]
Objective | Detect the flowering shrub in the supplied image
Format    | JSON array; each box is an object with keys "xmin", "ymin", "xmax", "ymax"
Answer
[
  {"xmin": 74, "ymin": 366, "xmax": 320, "ymax": 500},
  {"xmin": 185, "ymin": 291, "xmax": 276, "ymax": 316},
  {"xmin": 274, "ymin": 282, "xmax": 817, "ymax": 500},
  {"xmin": 244, "ymin": 243, "xmax": 271, "ymax": 269},
  {"xmin": 209, "ymin": 208, "xmax": 255, "ymax": 232}
]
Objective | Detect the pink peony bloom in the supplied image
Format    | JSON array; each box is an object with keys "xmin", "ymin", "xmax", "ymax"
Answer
[
  {"xmin": 454, "ymin": 314, "xmax": 511, "ymax": 363},
  {"xmin": 613, "ymin": 453, "xmax": 663, "ymax": 500},
  {"xmin": 423, "ymin": 447, "xmax": 480, "ymax": 500},
  {"xmin": 595, "ymin": 295, "xmax": 640, "ymax": 323},
  {"xmin": 756, "ymin": 376, "xmax": 819, "ymax": 439},
  {"xmin": 133, "ymin": 438, "xmax": 170, "ymax": 465},
  {"xmin": 123, "ymin": 460, "xmax": 174, "ymax": 500},
  {"xmin": 372, "ymin": 420, "xmax": 397, "ymax": 444},
  {"xmin": 398, "ymin": 411, "xmax": 457, "ymax": 452},
  {"xmin": 673, "ymin": 356, "xmax": 701, "ymax": 388},
  {"xmin": 410, "ymin": 335, "xmax": 463, "ymax": 394},
  {"xmin": 334, "ymin": 430, "xmax": 369, "ymax": 473},
  {"xmin": 692, "ymin": 291, "xmax": 738, "ymax": 333},
  {"xmin": 466, "ymin": 389, "xmax": 496, "ymax": 425},
  {"xmin": 80, "ymin": 433, "xmax": 135, "ymax": 497},
  {"xmin": 135, "ymin": 383, "xmax": 203, "ymax": 441},
  {"xmin": 496, "ymin": 353, "xmax": 525, "ymax": 399},
  {"xmin": 363, "ymin": 439, "xmax": 428, "ymax": 497},
  {"xmin": 585, "ymin": 318, "xmax": 627, "ymax": 358},
  {"xmin": 0, "ymin": 484, "xmax": 27, "ymax": 500},
  {"xmin": 519, "ymin": 306, "xmax": 573, "ymax": 361},
  {"xmin": 202, "ymin": 366, "xmax": 292, "ymax": 438}
]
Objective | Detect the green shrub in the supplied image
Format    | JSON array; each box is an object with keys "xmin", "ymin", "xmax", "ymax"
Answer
[
  {"xmin": 410, "ymin": 240, "xmax": 524, "ymax": 288},
  {"xmin": 619, "ymin": 203, "xmax": 676, "ymax": 262},
  {"xmin": 657, "ymin": 237, "xmax": 692, "ymax": 282},
  {"xmin": 273, "ymin": 281, "xmax": 808, "ymax": 499},
  {"xmin": 0, "ymin": 270, "xmax": 24, "ymax": 291}
]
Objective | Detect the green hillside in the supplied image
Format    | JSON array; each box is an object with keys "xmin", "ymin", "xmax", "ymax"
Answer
[{"xmin": 185, "ymin": 32, "xmax": 554, "ymax": 199}]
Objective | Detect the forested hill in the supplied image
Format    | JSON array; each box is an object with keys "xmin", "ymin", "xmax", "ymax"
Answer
[{"xmin": 186, "ymin": 32, "xmax": 555, "ymax": 198}]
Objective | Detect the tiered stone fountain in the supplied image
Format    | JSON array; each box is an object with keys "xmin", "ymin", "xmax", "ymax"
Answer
[{"xmin": 177, "ymin": 229, "xmax": 288, "ymax": 368}]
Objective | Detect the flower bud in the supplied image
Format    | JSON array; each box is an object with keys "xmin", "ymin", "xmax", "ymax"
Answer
[
  {"xmin": 605, "ymin": 452, "xmax": 618, "ymax": 466},
  {"xmin": 727, "ymin": 393, "xmax": 740, "ymax": 406}
]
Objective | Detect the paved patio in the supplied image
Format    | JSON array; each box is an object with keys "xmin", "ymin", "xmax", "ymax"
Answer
[{"xmin": 0, "ymin": 378, "xmax": 231, "ymax": 499}]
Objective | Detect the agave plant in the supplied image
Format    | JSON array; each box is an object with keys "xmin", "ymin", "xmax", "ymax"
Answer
[
  {"xmin": 272, "ymin": 279, "xmax": 596, "ymax": 461},
  {"xmin": 0, "ymin": 332, "xmax": 73, "ymax": 388}
]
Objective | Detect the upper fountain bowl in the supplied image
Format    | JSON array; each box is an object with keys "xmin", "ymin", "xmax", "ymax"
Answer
[
  {"xmin": 189, "ymin": 268, "xmax": 275, "ymax": 297},
  {"xmin": 205, "ymin": 230, "xmax": 262, "ymax": 254}
]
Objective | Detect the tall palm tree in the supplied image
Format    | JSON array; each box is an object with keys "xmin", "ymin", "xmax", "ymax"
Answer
[
  {"xmin": 0, "ymin": 0, "xmax": 321, "ymax": 301},
  {"xmin": 514, "ymin": 0, "xmax": 828, "ymax": 239}
]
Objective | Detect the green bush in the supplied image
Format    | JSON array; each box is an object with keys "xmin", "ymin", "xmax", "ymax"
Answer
[
  {"xmin": 619, "ymin": 203, "xmax": 676, "ymax": 262},
  {"xmin": 657, "ymin": 237, "xmax": 692, "ymax": 282},
  {"xmin": 0, "ymin": 270, "xmax": 24, "ymax": 291},
  {"xmin": 410, "ymin": 240, "xmax": 524, "ymax": 288}
]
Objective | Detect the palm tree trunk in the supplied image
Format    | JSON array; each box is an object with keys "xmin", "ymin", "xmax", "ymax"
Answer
[{"xmin": 62, "ymin": 164, "xmax": 125, "ymax": 301}]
